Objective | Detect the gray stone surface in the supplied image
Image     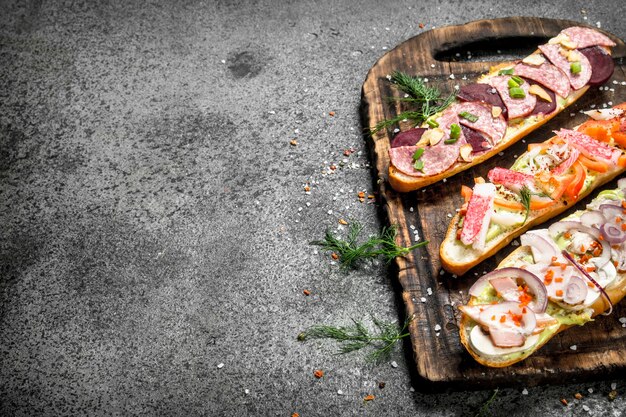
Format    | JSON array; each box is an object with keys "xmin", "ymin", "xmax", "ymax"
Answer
[{"xmin": 0, "ymin": 0, "xmax": 624, "ymax": 416}]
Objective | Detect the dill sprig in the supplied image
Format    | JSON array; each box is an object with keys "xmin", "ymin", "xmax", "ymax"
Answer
[
  {"xmin": 298, "ymin": 315, "xmax": 414, "ymax": 362},
  {"xmin": 474, "ymin": 388, "xmax": 500, "ymax": 417},
  {"xmin": 310, "ymin": 221, "xmax": 428, "ymax": 270},
  {"xmin": 371, "ymin": 71, "xmax": 455, "ymax": 134},
  {"xmin": 519, "ymin": 185, "xmax": 532, "ymax": 225}
]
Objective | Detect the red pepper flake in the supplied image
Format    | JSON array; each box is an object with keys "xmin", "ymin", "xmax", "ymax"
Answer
[
  {"xmin": 331, "ymin": 253, "xmax": 339, "ymax": 260},
  {"xmin": 574, "ymin": 393, "xmax": 583, "ymax": 400},
  {"xmin": 292, "ymin": 413, "xmax": 300, "ymax": 417},
  {"xmin": 378, "ymin": 381, "xmax": 386, "ymax": 389},
  {"xmin": 290, "ymin": 139, "xmax": 298, "ymax": 146},
  {"xmin": 556, "ymin": 289, "xmax": 564, "ymax": 297},
  {"xmin": 587, "ymin": 282, "xmax": 594, "ymax": 288},
  {"xmin": 564, "ymin": 232, "xmax": 572, "ymax": 239},
  {"xmin": 419, "ymin": 22, "xmax": 425, "ymax": 29},
  {"xmin": 303, "ymin": 289, "xmax": 311, "ymax": 296},
  {"xmin": 304, "ymin": 185, "xmax": 311, "ymax": 192},
  {"xmin": 343, "ymin": 149, "xmax": 352, "ymax": 156},
  {"xmin": 551, "ymin": 256, "xmax": 558, "ymax": 262},
  {"xmin": 314, "ymin": 370, "xmax": 324, "ymax": 379},
  {"xmin": 330, "ymin": 164, "xmax": 337, "ymax": 171},
  {"xmin": 329, "ymin": 111, "xmax": 335, "ymax": 117},
  {"xmin": 499, "ymin": 315, "xmax": 506, "ymax": 323},
  {"xmin": 358, "ymin": 191, "xmax": 366, "ymax": 198},
  {"xmin": 621, "ymin": 223, "xmax": 626, "ymax": 231},
  {"xmin": 555, "ymin": 277, "xmax": 564, "ymax": 283},
  {"xmin": 367, "ymin": 194, "xmax": 375, "ymax": 200},
  {"xmin": 338, "ymin": 219, "xmax": 348, "ymax": 225},
  {"xmin": 560, "ymin": 398, "xmax": 568, "ymax": 406},
  {"xmin": 364, "ymin": 395, "xmax": 375, "ymax": 401},
  {"xmin": 586, "ymin": 266, "xmax": 596, "ymax": 272}
]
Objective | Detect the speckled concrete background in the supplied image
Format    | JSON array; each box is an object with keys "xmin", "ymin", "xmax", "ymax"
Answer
[{"xmin": 0, "ymin": 0, "xmax": 624, "ymax": 416}]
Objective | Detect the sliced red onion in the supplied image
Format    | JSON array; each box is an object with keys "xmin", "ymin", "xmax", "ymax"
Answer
[
  {"xmin": 599, "ymin": 203, "xmax": 624, "ymax": 217},
  {"xmin": 549, "ymin": 221, "xmax": 611, "ymax": 268},
  {"xmin": 520, "ymin": 232, "xmax": 556, "ymax": 264},
  {"xmin": 580, "ymin": 210, "xmax": 605, "ymax": 228},
  {"xmin": 562, "ymin": 250, "xmax": 613, "ymax": 316},
  {"xmin": 563, "ymin": 276, "xmax": 588, "ymax": 305},
  {"xmin": 468, "ymin": 267, "xmax": 547, "ymax": 313},
  {"xmin": 600, "ymin": 223, "xmax": 626, "ymax": 244}
]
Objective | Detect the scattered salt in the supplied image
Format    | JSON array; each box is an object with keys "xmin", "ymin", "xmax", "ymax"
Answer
[
  {"xmin": 217, "ymin": 363, "xmax": 224, "ymax": 369},
  {"xmin": 582, "ymin": 405, "xmax": 590, "ymax": 412},
  {"xmin": 337, "ymin": 390, "xmax": 344, "ymax": 395},
  {"xmin": 420, "ymin": 297, "xmax": 427, "ymax": 303},
  {"xmin": 409, "ymin": 207, "xmax": 414, "ymax": 212},
  {"xmin": 434, "ymin": 324, "xmax": 441, "ymax": 331},
  {"xmin": 570, "ymin": 345, "xmax": 577, "ymax": 351},
  {"xmin": 431, "ymin": 64, "xmax": 436, "ymax": 68},
  {"xmin": 391, "ymin": 361, "xmax": 398, "ymax": 368},
  {"xmin": 244, "ymin": 389, "xmax": 250, "ymax": 394},
  {"xmin": 522, "ymin": 388, "xmax": 528, "ymax": 395},
  {"xmin": 427, "ymin": 287, "xmax": 433, "ymax": 296},
  {"xmin": 220, "ymin": 59, "xmax": 226, "ymax": 64},
  {"xmin": 611, "ymin": 382, "xmax": 617, "ymax": 390},
  {"xmin": 588, "ymin": 388, "xmax": 594, "ymax": 394}
]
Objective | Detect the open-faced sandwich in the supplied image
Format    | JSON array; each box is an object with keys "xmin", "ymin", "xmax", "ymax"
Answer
[
  {"xmin": 458, "ymin": 183, "xmax": 626, "ymax": 367},
  {"xmin": 388, "ymin": 26, "xmax": 616, "ymax": 192},
  {"xmin": 440, "ymin": 103, "xmax": 626, "ymax": 276}
]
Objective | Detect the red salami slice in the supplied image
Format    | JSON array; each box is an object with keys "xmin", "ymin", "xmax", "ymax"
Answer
[
  {"xmin": 562, "ymin": 27, "xmax": 616, "ymax": 49},
  {"xmin": 436, "ymin": 106, "xmax": 467, "ymax": 143},
  {"xmin": 551, "ymin": 148, "xmax": 580, "ymax": 176},
  {"xmin": 454, "ymin": 102, "xmax": 506, "ymax": 145},
  {"xmin": 460, "ymin": 183, "xmax": 496, "ymax": 249},
  {"xmin": 391, "ymin": 128, "xmax": 427, "ymax": 148},
  {"xmin": 555, "ymin": 128, "xmax": 621, "ymax": 164},
  {"xmin": 489, "ymin": 76, "xmax": 537, "ymax": 119},
  {"xmin": 389, "ymin": 144, "xmax": 460, "ymax": 177},
  {"xmin": 513, "ymin": 61, "xmax": 571, "ymax": 98},
  {"xmin": 538, "ymin": 44, "xmax": 592, "ymax": 90}
]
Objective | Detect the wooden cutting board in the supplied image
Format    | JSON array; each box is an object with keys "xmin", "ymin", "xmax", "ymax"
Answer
[{"xmin": 361, "ymin": 17, "xmax": 626, "ymax": 389}]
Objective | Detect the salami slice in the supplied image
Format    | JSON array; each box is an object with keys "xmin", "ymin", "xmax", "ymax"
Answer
[
  {"xmin": 391, "ymin": 128, "xmax": 427, "ymax": 148},
  {"xmin": 455, "ymin": 102, "xmax": 507, "ymax": 145},
  {"xmin": 513, "ymin": 61, "xmax": 571, "ymax": 98},
  {"xmin": 562, "ymin": 27, "xmax": 616, "ymax": 49},
  {"xmin": 555, "ymin": 128, "xmax": 621, "ymax": 164},
  {"xmin": 489, "ymin": 76, "xmax": 537, "ymax": 119},
  {"xmin": 389, "ymin": 144, "xmax": 460, "ymax": 177},
  {"xmin": 551, "ymin": 148, "xmax": 580, "ymax": 176},
  {"xmin": 460, "ymin": 183, "xmax": 496, "ymax": 249},
  {"xmin": 436, "ymin": 106, "xmax": 467, "ymax": 144},
  {"xmin": 538, "ymin": 44, "xmax": 592, "ymax": 90}
]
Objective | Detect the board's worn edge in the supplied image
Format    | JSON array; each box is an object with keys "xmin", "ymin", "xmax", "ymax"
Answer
[{"xmin": 361, "ymin": 16, "xmax": 626, "ymax": 389}]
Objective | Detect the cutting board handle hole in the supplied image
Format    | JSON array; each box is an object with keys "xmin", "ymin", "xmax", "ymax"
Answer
[{"xmin": 433, "ymin": 36, "xmax": 549, "ymax": 63}]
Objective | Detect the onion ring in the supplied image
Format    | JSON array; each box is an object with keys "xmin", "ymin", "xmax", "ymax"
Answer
[{"xmin": 562, "ymin": 250, "xmax": 613, "ymax": 316}]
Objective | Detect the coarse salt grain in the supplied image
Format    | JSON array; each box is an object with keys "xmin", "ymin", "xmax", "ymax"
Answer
[
  {"xmin": 431, "ymin": 64, "xmax": 436, "ymax": 68},
  {"xmin": 588, "ymin": 388, "xmax": 594, "ymax": 394},
  {"xmin": 337, "ymin": 390, "xmax": 344, "ymax": 395},
  {"xmin": 420, "ymin": 297, "xmax": 427, "ymax": 303},
  {"xmin": 409, "ymin": 207, "xmax": 414, "ymax": 212},
  {"xmin": 619, "ymin": 317, "xmax": 626, "ymax": 324},
  {"xmin": 582, "ymin": 405, "xmax": 590, "ymax": 412},
  {"xmin": 427, "ymin": 287, "xmax": 433, "ymax": 296},
  {"xmin": 391, "ymin": 361, "xmax": 398, "ymax": 368},
  {"xmin": 244, "ymin": 389, "xmax": 250, "ymax": 394},
  {"xmin": 570, "ymin": 345, "xmax": 577, "ymax": 351},
  {"xmin": 434, "ymin": 324, "xmax": 441, "ymax": 331},
  {"xmin": 423, "ymin": 78, "xmax": 428, "ymax": 82},
  {"xmin": 522, "ymin": 388, "xmax": 528, "ymax": 395},
  {"xmin": 611, "ymin": 382, "xmax": 617, "ymax": 390},
  {"xmin": 327, "ymin": 210, "xmax": 332, "ymax": 215},
  {"xmin": 217, "ymin": 363, "xmax": 224, "ymax": 369}
]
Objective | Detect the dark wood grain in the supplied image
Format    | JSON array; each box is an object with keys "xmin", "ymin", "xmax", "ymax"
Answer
[{"xmin": 361, "ymin": 17, "xmax": 626, "ymax": 389}]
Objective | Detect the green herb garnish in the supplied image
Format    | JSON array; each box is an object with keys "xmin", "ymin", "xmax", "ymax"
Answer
[
  {"xmin": 508, "ymin": 78, "xmax": 520, "ymax": 88},
  {"xmin": 297, "ymin": 315, "xmax": 414, "ymax": 363},
  {"xmin": 310, "ymin": 221, "xmax": 428, "ymax": 270},
  {"xmin": 511, "ymin": 75, "xmax": 524, "ymax": 85},
  {"xmin": 498, "ymin": 68, "xmax": 514, "ymax": 75},
  {"xmin": 413, "ymin": 159, "xmax": 424, "ymax": 171},
  {"xmin": 426, "ymin": 118, "xmax": 439, "ymax": 128},
  {"xmin": 444, "ymin": 123, "xmax": 461, "ymax": 144},
  {"xmin": 509, "ymin": 86, "xmax": 526, "ymax": 99},
  {"xmin": 570, "ymin": 61, "xmax": 582, "ymax": 74},
  {"xmin": 412, "ymin": 148, "xmax": 425, "ymax": 161},
  {"xmin": 371, "ymin": 71, "xmax": 455, "ymax": 134},
  {"xmin": 473, "ymin": 389, "xmax": 500, "ymax": 417},
  {"xmin": 458, "ymin": 111, "xmax": 479, "ymax": 123},
  {"xmin": 520, "ymin": 185, "xmax": 532, "ymax": 224}
]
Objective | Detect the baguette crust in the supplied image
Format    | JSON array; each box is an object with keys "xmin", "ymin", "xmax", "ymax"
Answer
[{"xmin": 459, "ymin": 246, "xmax": 626, "ymax": 367}]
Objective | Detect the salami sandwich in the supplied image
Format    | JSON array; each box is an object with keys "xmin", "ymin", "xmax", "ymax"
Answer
[
  {"xmin": 440, "ymin": 103, "xmax": 626, "ymax": 276},
  {"xmin": 388, "ymin": 26, "xmax": 616, "ymax": 192},
  {"xmin": 458, "ymin": 184, "xmax": 626, "ymax": 367}
]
